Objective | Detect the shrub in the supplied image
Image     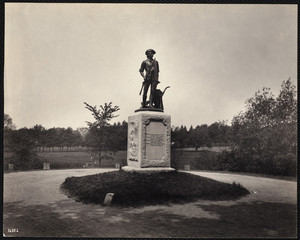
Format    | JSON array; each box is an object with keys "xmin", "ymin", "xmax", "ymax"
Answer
[
  {"xmin": 273, "ymin": 153, "xmax": 297, "ymax": 176},
  {"xmin": 10, "ymin": 148, "xmax": 43, "ymax": 170},
  {"xmin": 217, "ymin": 150, "xmax": 297, "ymax": 177}
]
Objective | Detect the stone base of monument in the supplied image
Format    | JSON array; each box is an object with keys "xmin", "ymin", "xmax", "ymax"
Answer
[
  {"xmin": 135, "ymin": 107, "xmax": 163, "ymax": 113},
  {"xmin": 126, "ymin": 111, "xmax": 172, "ymax": 169},
  {"xmin": 122, "ymin": 166, "xmax": 175, "ymax": 172}
]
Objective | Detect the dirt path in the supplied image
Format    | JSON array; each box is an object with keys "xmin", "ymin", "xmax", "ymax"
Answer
[
  {"xmin": 4, "ymin": 169, "xmax": 116, "ymax": 205},
  {"xmin": 3, "ymin": 169, "xmax": 297, "ymax": 238},
  {"xmin": 181, "ymin": 170, "xmax": 297, "ymax": 204}
]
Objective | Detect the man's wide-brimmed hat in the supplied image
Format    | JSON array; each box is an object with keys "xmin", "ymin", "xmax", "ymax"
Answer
[{"xmin": 145, "ymin": 49, "xmax": 156, "ymax": 55}]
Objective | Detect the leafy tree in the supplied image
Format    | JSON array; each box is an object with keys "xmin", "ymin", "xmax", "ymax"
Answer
[
  {"xmin": 171, "ymin": 125, "xmax": 190, "ymax": 148},
  {"xmin": 185, "ymin": 125, "xmax": 195, "ymax": 147},
  {"xmin": 171, "ymin": 126, "xmax": 180, "ymax": 147},
  {"xmin": 243, "ymin": 87, "xmax": 277, "ymax": 127},
  {"xmin": 71, "ymin": 129, "xmax": 84, "ymax": 150},
  {"xmin": 4, "ymin": 114, "xmax": 14, "ymax": 152},
  {"xmin": 111, "ymin": 121, "xmax": 128, "ymax": 150},
  {"xmin": 4, "ymin": 114, "xmax": 16, "ymax": 130},
  {"xmin": 275, "ymin": 78, "xmax": 297, "ymax": 124},
  {"xmin": 64, "ymin": 127, "xmax": 75, "ymax": 151},
  {"xmin": 6, "ymin": 128, "xmax": 42, "ymax": 170},
  {"xmin": 41, "ymin": 127, "xmax": 83, "ymax": 152},
  {"xmin": 190, "ymin": 124, "xmax": 211, "ymax": 151},
  {"xmin": 208, "ymin": 121, "xmax": 230, "ymax": 146},
  {"xmin": 45, "ymin": 128, "xmax": 57, "ymax": 151},
  {"xmin": 29, "ymin": 124, "xmax": 47, "ymax": 151},
  {"xmin": 56, "ymin": 128, "xmax": 68, "ymax": 151},
  {"xmin": 179, "ymin": 125, "xmax": 189, "ymax": 147},
  {"xmin": 172, "ymin": 122, "xmax": 231, "ymax": 149},
  {"xmin": 4, "ymin": 114, "xmax": 16, "ymax": 152},
  {"xmin": 84, "ymin": 102, "xmax": 120, "ymax": 166},
  {"xmin": 224, "ymin": 78, "xmax": 297, "ymax": 176}
]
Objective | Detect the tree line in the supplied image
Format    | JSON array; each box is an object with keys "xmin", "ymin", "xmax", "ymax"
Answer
[
  {"xmin": 4, "ymin": 115, "xmax": 128, "ymax": 170},
  {"xmin": 4, "ymin": 121, "xmax": 128, "ymax": 153},
  {"xmin": 171, "ymin": 121, "xmax": 230, "ymax": 149},
  {"xmin": 4, "ymin": 125, "xmax": 82, "ymax": 152},
  {"xmin": 4, "ymin": 78, "xmax": 297, "ymax": 176},
  {"xmin": 4, "ymin": 117, "xmax": 229, "ymax": 154}
]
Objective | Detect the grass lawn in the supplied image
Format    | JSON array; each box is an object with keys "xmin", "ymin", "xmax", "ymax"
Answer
[
  {"xmin": 37, "ymin": 151, "xmax": 127, "ymax": 168},
  {"xmin": 61, "ymin": 170, "xmax": 250, "ymax": 206}
]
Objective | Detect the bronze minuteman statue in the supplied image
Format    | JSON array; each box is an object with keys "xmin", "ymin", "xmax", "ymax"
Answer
[{"xmin": 139, "ymin": 49, "xmax": 160, "ymax": 108}]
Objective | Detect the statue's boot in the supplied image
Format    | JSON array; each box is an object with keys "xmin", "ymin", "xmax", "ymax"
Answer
[
  {"xmin": 148, "ymin": 103, "xmax": 154, "ymax": 108},
  {"xmin": 142, "ymin": 96, "xmax": 147, "ymax": 108},
  {"xmin": 149, "ymin": 96, "xmax": 154, "ymax": 108}
]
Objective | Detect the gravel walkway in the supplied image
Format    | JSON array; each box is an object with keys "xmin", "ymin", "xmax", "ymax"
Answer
[
  {"xmin": 181, "ymin": 170, "xmax": 297, "ymax": 205},
  {"xmin": 3, "ymin": 169, "xmax": 297, "ymax": 238}
]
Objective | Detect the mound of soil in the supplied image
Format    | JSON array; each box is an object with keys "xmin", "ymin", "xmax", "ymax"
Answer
[{"xmin": 61, "ymin": 170, "xmax": 250, "ymax": 206}]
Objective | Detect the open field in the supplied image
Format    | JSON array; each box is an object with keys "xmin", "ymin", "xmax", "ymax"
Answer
[
  {"xmin": 4, "ymin": 150, "xmax": 297, "ymax": 181},
  {"xmin": 4, "ymin": 150, "xmax": 220, "ymax": 170},
  {"xmin": 5, "ymin": 150, "xmax": 297, "ymax": 179},
  {"xmin": 180, "ymin": 146, "xmax": 230, "ymax": 152},
  {"xmin": 37, "ymin": 150, "xmax": 219, "ymax": 170},
  {"xmin": 38, "ymin": 151, "xmax": 127, "ymax": 168},
  {"xmin": 172, "ymin": 150, "xmax": 220, "ymax": 170}
]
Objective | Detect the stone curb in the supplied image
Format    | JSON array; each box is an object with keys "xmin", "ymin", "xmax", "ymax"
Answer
[{"xmin": 121, "ymin": 166, "xmax": 175, "ymax": 173}]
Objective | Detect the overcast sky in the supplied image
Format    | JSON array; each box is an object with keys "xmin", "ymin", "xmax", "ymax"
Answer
[{"xmin": 4, "ymin": 3, "xmax": 297, "ymax": 129}]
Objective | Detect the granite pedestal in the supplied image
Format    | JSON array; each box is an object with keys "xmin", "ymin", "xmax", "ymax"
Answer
[{"xmin": 123, "ymin": 111, "xmax": 174, "ymax": 171}]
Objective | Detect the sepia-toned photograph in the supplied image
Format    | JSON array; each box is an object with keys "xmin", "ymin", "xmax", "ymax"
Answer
[{"xmin": 3, "ymin": 3, "xmax": 297, "ymax": 238}]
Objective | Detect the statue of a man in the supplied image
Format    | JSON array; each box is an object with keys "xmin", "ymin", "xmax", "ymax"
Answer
[{"xmin": 139, "ymin": 49, "xmax": 160, "ymax": 108}]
